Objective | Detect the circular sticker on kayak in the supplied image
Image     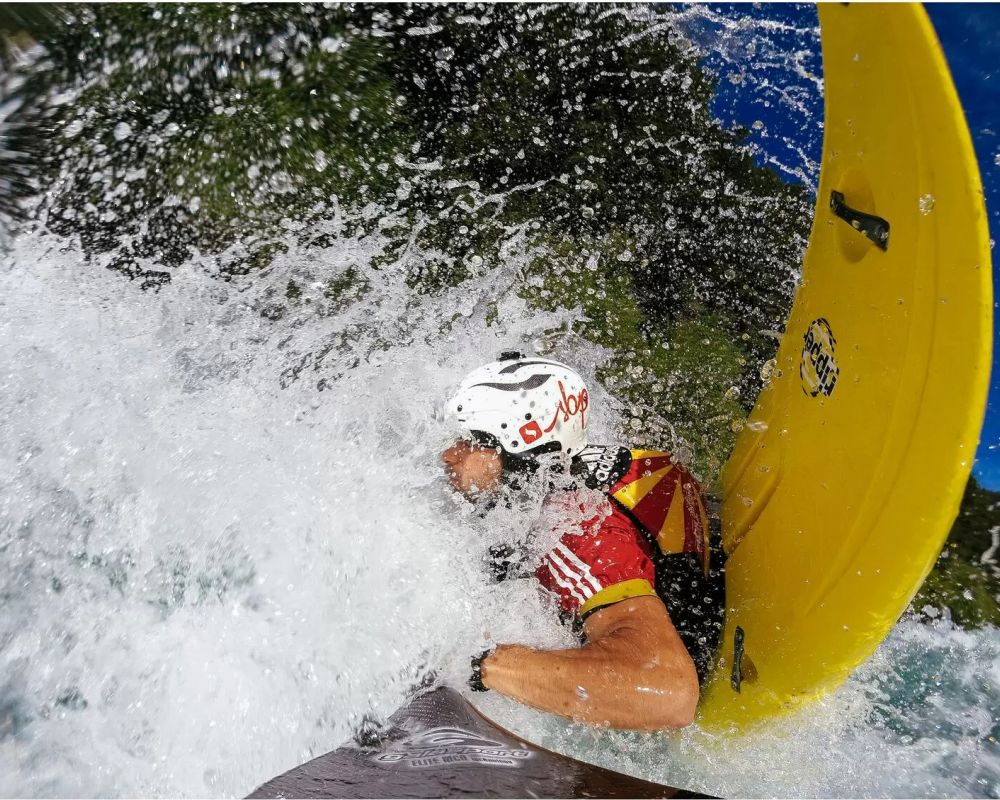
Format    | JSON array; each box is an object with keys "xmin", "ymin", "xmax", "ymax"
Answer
[{"xmin": 800, "ymin": 318, "xmax": 840, "ymax": 397}]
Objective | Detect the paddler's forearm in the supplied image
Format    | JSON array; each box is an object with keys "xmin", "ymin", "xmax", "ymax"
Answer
[{"xmin": 479, "ymin": 639, "xmax": 697, "ymax": 730}]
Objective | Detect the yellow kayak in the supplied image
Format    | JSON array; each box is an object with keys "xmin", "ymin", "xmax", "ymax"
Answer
[{"xmin": 697, "ymin": 3, "xmax": 993, "ymax": 729}]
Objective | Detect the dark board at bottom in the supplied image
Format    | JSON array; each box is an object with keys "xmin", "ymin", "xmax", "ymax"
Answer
[{"xmin": 248, "ymin": 687, "xmax": 713, "ymax": 798}]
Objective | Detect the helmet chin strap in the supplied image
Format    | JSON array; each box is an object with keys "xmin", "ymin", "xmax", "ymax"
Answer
[
  {"xmin": 468, "ymin": 430, "xmax": 560, "ymax": 462},
  {"xmin": 502, "ymin": 453, "xmax": 539, "ymax": 476},
  {"xmin": 469, "ymin": 430, "xmax": 501, "ymax": 449},
  {"xmin": 465, "ymin": 427, "xmax": 577, "ymax": 491}
]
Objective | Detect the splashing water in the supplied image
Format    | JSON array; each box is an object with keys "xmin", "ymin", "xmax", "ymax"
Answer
[
  {"xmin": 1, "ymin": 4, "xmax": 998, "ymax": 799},
  {"xmin": 0, "ymin": 226, "xmax": 598, "ymax": 797},
  {"xmin": 672, "ymin": 3, "xmax": 824, "ymax": 190},
  {"xmin": 475, "ymin": 616, "xmax": 1000, "ymax": 798}
]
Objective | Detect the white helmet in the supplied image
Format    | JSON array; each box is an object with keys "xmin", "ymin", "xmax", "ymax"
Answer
[{"xmin": 448, "ymin": 352, "xmax": 589, "ymax": 457}]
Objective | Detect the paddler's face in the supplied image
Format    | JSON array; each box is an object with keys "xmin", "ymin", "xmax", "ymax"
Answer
[{"xmin": 441, "ymin": 439, "xmax": 504, "ymax": 498}]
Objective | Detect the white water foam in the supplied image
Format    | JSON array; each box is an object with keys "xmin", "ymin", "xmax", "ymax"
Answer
[{"xmin": 0, "ymin": 228, "xmax": 611, "ymax": 796}]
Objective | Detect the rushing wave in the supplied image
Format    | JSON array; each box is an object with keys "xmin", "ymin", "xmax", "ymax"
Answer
[{"xmin": 0, "ymin": 227, "xmax": 613, "ymax": 797}]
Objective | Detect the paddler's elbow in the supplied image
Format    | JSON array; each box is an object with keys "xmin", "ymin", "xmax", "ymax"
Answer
[
  {"xmin": 652, "ymin": 660, "xmax": 700, "ymax": 730},
  {"xmin": 625, "ymin": 666, "xmax": 699, "ymax": 730},
  {"xmin": 655, "ymin": 684, "xmax": 699, "ymax": 730},
  {"xmin": 669, "ymin": 683, "xmax": 700, "ymax": 730}
]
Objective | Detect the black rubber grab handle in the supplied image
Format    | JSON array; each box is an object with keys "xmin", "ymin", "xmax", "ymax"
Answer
[{"xmin": 830, "ymin": 189, "xmax": 890, "ymax": 251}]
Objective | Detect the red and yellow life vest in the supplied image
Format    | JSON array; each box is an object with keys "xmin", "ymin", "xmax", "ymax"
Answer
[
  {"xmin": 576, "ymin": 445, "xmax": 710, "ymax": 575},
  {"xmin": 610, "ymin": 450, "xmax": 710, "ymax": 575}
]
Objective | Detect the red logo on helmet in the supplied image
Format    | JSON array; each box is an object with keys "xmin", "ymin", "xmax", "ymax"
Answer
[
  {"xmin": 519, "ymin": 421, "xmax": 543, "ymax": 444},
  {"xmin": 544, "ymin": 381, "xmax": 589, "ymax": 434}
]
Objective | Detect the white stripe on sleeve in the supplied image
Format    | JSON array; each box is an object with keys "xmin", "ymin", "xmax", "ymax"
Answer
[
  {"xmin": 543, "ymin": 557, "xmax": 587, "ymax": 604},
  {"xmin": 548, "ymin": 549, "xmax": 599, "ymax": 602},
  {"xmin": 553, "ymin": 544, "xmax": 603, "ymax": 596}
]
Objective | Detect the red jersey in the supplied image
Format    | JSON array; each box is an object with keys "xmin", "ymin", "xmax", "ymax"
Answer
[{"xmin": 534, "ymin": 446, "xmax": 709, "ymax": 620}]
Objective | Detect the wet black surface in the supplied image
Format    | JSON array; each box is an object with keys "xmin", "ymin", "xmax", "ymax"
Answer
[{"xmin": 248, "ymin": 687, "xmax": 714, "ymax": 799}]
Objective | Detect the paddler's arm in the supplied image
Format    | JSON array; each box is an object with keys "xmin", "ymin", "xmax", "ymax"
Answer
[{"xmin": 479, "ymin": 595, "xmax": 699, "ymax": 730}]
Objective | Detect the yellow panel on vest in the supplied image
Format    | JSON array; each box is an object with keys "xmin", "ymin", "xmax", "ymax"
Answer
[
  {"xmin": 611, "ymin": 465, "xmax": 673, "ymax": 510},
  {"xmin": 631, "ymin": 449, "xmax": 670, "ymax": 461},
  {"xmin": 695, "ymin": 489, "xmax": 710, "ymax": 572},
  {"xmin": 656, "ymin": 474, "xmax": 687, "ymax": 555}
]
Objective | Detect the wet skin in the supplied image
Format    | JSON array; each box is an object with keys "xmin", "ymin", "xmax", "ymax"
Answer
[{"xmin": 441, "ymin": 439, "xmax": 504, "ymax": 498}]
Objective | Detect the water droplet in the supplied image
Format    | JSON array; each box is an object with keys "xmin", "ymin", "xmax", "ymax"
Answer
[
  {"xmin": 919, "ymin": 194, "xmax": 935, "ymax": 214},
  {"xmin": 63, "ymin": 118, "xmax": 84, "ymax": 139}
]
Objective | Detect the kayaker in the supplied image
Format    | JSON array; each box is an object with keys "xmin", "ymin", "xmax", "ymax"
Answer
[{"xmin": 442, "ymin": 353, "xmax": 723, "ymax": 730}]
